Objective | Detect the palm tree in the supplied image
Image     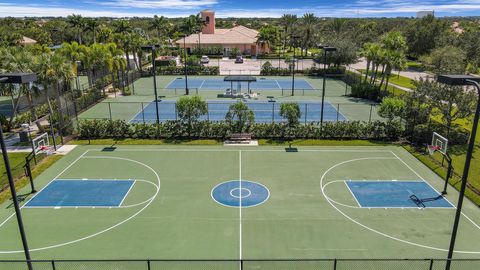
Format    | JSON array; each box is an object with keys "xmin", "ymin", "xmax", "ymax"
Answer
[
  {"xmin": 67, "ymin": 14, "xmax": 85, "ymax": 44},
  {"xmin": 300, "ymin": 13, "xmax": 318, "ymax": 56},
  {"xmin": 0, "ymin": 47, "xmax": 43, "ymax": 131},
  {"xmin": 58, "ymin": 42, "xmax": 85, "ymax": 91},
  {"xmin": 106, "ymin": 43, "xmax": 127, "ymax": 95},
  {"xmin": 279, "ymin": 14, "xmax": 297, "ymax": 53},
  {"xmin": 84, "ymin": 18, "xmax": 100, "ymax": 44},
  {"xmin": 149, "ymin": 15, "xmax": 168, "ymax": 42}
]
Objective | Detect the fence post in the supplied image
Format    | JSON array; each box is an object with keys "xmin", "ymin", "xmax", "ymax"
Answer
[
  {"xmin": 429, "ymin": 259, "xmax": 434, "ymax": 270},
  {"xmin": 337, "ymin": 104, "xmax": 340, "ymax": 121},
  {"xmin": 51, "ymin": 260, "xmax": 56, "ymax": 270},
  {"xmin": 49, "ymin": 115, "xmax": 57, "ymax": 151},
  {"xmin": 272, "ymin": 103, "xmax": 275, "ymax": 123},
  {"xmin": 305, "ymin": 103, "xmax": 307, "ymax": 124},
  {"xmin": 240, "ymin": 260, "xmax": 244, "ymax": 270},
  {"xmin": 345, "ymin": 82, "xmax": 348, "ymax": 96},
  {"xmin": 333, "ymin": 259, "xmax": 337, "ymax": 270},
  {"xmin": 142, "ymin": 102, "xmax": 145, "ymax": 123},
  {"xmin": 24, "ymin": 157, "xmax": 36, "ymax": 193},
  {"xmin": 147, "ymin": 259, "xmax": 151, "ymax": 270},
  {"xmin": 108, "ymin": 102, "xmax": 112, "ymax": 121},
  {"xmin": 369, "ymin": 104, "xmax": 373, "ymax": 123}
]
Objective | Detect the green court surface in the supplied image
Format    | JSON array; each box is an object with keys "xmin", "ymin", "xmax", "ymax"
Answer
[
  {"xmin": 79, "ymin": 76, "xmax": 382, "ymax": 122},
  {"xmin": 1, "ymin": 145, "xmax": 480, "ymax": 266}
]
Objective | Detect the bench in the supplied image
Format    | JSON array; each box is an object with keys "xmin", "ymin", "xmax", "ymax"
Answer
[{"xmin": 229, "ymin": 133, "xmax": 252, "ymax": 143}]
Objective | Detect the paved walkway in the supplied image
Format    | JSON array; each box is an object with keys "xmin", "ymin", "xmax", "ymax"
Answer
[{"xmin": 348, "ymin": 58, "xmax": 433, "ymax": 81}]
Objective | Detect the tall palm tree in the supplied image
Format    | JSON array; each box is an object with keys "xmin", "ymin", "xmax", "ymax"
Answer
[
  {"xmin": 58, "ymin": 42, "xmax": 85, "ymax": 92},
  {"xmin": 84, "ymin": 18, "xmax": 100, "ymax": 44},
  {"xmin": 300, "ymin": 13, "xmax": 318, "ymax": 56},
  {"xmin": 279, "ymin": 14, "xmax": 297, "ymax": 53},
  {"xmin": 149, "ymin": 15, "xmax": 168, "ymax": 42},
  {"xmin": 1, "ymin": 47, "xmax": 43, "ymax": 131},
  {"xmin": 67, "ymin": 14, "xmax": 85, "ymax": 44}
]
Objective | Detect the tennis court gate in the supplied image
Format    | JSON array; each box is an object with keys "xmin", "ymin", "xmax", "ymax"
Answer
[{"xmin": 1, "ymin": 258, "xmax": 479, "ymax": 270}]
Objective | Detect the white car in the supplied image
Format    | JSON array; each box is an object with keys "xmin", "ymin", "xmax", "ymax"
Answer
[{"xmin": 200, "ymin": 55, "xmax": 210, "ymax": 64}]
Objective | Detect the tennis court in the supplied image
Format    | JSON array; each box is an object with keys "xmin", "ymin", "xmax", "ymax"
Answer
[
  {"xmin": 1, "ymin": 145, "xmax": 480, "ymax": 268},
  {"xmin": 130, "ymin": 100, "xmax": 347, "ymax": 123},
  {"xmin": 166, "ymin": 78, "xmax": 315, "ymax": 91}
]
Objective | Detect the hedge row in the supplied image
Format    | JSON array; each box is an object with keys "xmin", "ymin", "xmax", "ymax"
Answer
[
  {"xmin": 78, "ymin": 119, "xmax": 403, "ymax": 140},
  {"xmin": 156, "ymin": 66, "xmax": 219, "ymax": 76}
]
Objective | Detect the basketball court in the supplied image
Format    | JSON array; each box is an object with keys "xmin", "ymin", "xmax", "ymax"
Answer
[{"xmin": 1, "ymin": 144, "xmax": 480, "ymax": 269}]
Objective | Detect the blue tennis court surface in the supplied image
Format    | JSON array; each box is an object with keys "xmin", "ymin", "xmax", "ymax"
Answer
[
  {"xmin": 25, "ymin": 180, "xmax": 135, "ymax": 207},
  {"xmin": 166, "ymin": 78, "xmax": 315, "ymax": 90},
  {"xmin": 130, "ymin": 100, "xmax": 347, "ymax": 123},
  {"xmin": 346, "ymin": 180, "xmax": 454, "ymax": 208}
]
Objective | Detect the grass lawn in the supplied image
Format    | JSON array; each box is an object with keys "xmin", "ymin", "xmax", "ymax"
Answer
[
  {"xmin": 0, "ymin": 152, "xmax": 29, "ymax": 188},
  {"xmin": 359, "ymin": 69, "xmax": 416, "ymax": 89}
]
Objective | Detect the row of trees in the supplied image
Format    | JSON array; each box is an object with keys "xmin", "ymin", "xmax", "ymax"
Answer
[{"xmin": 0, "ymin": 43, "xmax": 127, "ymax": 131}]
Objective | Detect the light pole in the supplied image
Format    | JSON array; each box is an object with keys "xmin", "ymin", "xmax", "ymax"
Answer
[
  {"xmin": 291, "ymin": 35, "xmax": 301, "ymax": 96},
  {"xmin": 183, "ymin": 34, "xmax": 189, "ymax": 95},
  {"xmin": 437, "ymin": 75, "xmax": 480, "ymax": 270},
  {"xmin": 317, "ymin": 45, "xmax": 337, "ymax": 125},
  {"xmin": 141, "ymin": 45, "xmax": 161, "ymax": 125},
  {"xmin": 0, "ymin": 73, "xmax": 37, "ymax": 270}
]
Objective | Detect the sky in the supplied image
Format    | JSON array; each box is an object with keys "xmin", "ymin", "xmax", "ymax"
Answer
[{"xmin": 0, "ymin": 0, "xmax": 480, "ymax": 18}]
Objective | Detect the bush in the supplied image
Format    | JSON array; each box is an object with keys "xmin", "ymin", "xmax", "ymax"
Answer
[
  {"xmin": 350, "ymin": 82, "xmax": 383, "ymax": 101},
  {"xmin": 157, "ymin": 66, "xmax": 219, "ymax": 76},
  {"xmin": 77, "ymin": 119, "xmax": 405, "ymax": 141}
]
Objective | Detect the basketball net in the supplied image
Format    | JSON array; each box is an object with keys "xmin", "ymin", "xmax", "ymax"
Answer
[{"xmin": 427, "ymin": 145, "xmax": 440, "ymax": 156}]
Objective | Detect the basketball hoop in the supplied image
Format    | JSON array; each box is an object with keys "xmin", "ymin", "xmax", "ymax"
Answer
[
  {"xmin": 37, "ymin": 145, "xmax": 54, "ymax": 155},
  {"xmin": 427, "ymin": 145, "xmax": 440, "ymax": 156}
]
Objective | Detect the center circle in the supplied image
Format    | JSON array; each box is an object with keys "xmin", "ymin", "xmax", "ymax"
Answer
[
  {"xmin": 211, "ymin": 180, "xmax": 269, "ymax": 208},
  {"xmin": 230, "ymin": 188, "xmax": 252, "ymax": 199}
]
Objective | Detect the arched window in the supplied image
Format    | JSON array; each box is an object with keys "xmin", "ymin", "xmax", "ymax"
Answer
[{"xmin": 206, "ymin": 16, "xmax": 210, "ymax": 24}]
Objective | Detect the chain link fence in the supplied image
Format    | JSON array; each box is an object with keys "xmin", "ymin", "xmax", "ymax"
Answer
[{"xmin": 1, "ymin": 259, "xmax": 479, "ymax": 270}]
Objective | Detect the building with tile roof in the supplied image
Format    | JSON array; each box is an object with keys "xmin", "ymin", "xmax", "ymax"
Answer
[{"xmin": 176, "ymin": 10, "xmax": 270, "ymax": 57}]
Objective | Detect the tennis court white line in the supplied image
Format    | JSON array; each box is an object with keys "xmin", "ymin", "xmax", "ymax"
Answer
[
  {"xmin": 199, "ymin": 79, "xmax": 206, "ymax": 89},
  {"xmin": 128, "ymin": 102, "xmax": 152, "ymax": 124},
  {"xmin": 119, "ymin": 180, "xmax": 136, "ymax": 206},
  {"xmin": 274, "ymin": 79, "xmax": 281, "ymax": 90}
]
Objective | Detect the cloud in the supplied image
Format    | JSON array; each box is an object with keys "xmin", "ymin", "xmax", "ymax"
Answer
[
  {"xmin": 95, "ymin": 0, "xmax": 218, "ymax": 9},
  {"xmin": 0, "ymin": 0, "xmax": 480, "ymax": 18}
]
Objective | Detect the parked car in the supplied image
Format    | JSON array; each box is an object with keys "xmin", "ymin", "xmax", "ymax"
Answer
[
  {"xmin": 235, "ymin": 55, "xmax": 244, "ymax": 64},
  {"xmin": 200, "ymin": 55, "xmax": 210, "ymax": 64}
]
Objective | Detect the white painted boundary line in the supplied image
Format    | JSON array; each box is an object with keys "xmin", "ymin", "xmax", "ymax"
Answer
[
  {"xmin": 0, "ymin": 154, "xmax": 161, "ymax": 254},
  {"xmin": 320, "ymin": 156, "xmax": 480, "ymax": 254},
  {"xmin": 119, "ymin": 180, "xmax": 136, "ymax": 207},
  {"xmin": 199, "ymin": 79, "xmax": 206, "ymax": 90},
  {"xmin": 238, "ymin": 150, "xmax": 242, "ymax": 262},
  {"xmin": 128, "ymin": 101, "xmax": 154, "ymax": 124},
  {"xmin": 274, "ymin": 79, "xmax": 282, "ymax": 90},
  {"xmin": 344, "ymin": 180, "xmax": 362, "ymax": 207},
  {"xmin": 390, "ymin": 151, "xmax": 480, "ymax": 233},
  {"xmin": 88, "ymin": 148, "xmax": 395, "ymax": 153}
]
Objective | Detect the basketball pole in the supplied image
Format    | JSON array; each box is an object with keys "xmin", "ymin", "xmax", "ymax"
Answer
[
  {"xmin": 441, "ymin": 152, "xmax": 453, "ymax": 195},
  {"xmin": 0, "ymin": 125, "xmax": 34, "ymax": 270}
]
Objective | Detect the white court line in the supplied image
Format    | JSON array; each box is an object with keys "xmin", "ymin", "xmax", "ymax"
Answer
[
  {"xmin": 88, "ymin": 148, "xmax": 395, "ymax": 153},
  {"xmin": 128, "ymin": 101, "xmax": 154, "ymax": 124},
  {"xmin": 0, "ymin": 154, "xmax": 161, "ymax": 254},
  {"xmin": 238, "ymin": 150, "xmax": 242, "ymax": 262},
  {"xmin": 199, "ymin": 79, "xmax": 206, "ymax": 90},
  {"xmin": 390, "ymin": 151, "xmax": 480, "ymax": 232},
  {"xmin": 119, "ymin": 180, "xmax": 136, "ymax": 207},
  {"xmin": 344, "ymin": 180, "xmax": 362, "ymax": 207},
  {"xmin": 0, "ymin": 150, "xmax": 91, "ymax": 228},
  {"xmin": 320, "ymin": 156, "xmax": 480, "ymax": 254},
  {"xmin": 275, "ymin": 79, "xmax": 281, "ymax": 90}
]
